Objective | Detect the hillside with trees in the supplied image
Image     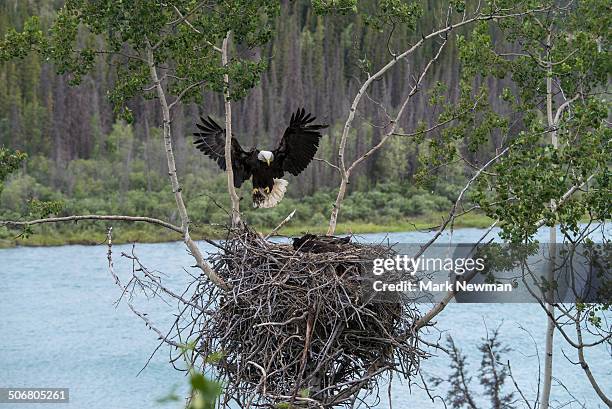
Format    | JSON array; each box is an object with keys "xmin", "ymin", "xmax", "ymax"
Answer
[{"xmin": 0, "ymin": 0, "xmax": 511, "ymax": 243}]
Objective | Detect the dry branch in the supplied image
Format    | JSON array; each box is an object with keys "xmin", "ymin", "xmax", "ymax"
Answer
[
  {"xmin": 106, "ymin": 227, "xmax": 194, "ymax": 352},
  {"xmin": 1, "ymin": 214, "xmax": 182, "ymax": 232},
  {"xmin": 326, "ymin": 3, "xmax": 552, "ymax": 235},
  {"xmin": 265, "ymin": 209, "xmax": 297, "ymax": 239}
]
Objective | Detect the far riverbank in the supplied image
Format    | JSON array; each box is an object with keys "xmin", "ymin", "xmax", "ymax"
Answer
[{"xmin": 0, "ymin": 213, "xmax": 492, "ymax": 248}]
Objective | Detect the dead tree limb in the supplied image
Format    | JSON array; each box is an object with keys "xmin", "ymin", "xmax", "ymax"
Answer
[
  {"xmin": 0, "ymin": 214, "xmax": 182, "ymax": 232},
  {"xmin": 328, "ymin": 31, "xmax": 449, "ymax": 235},
  {"xmin": 265, "ymin": 209, "xmax": 296, "ymax": 239},
  {"xmin": 326, "ymin": 4, "xmax": 552, "ymax": 235},
  {"xmin": 106, "ymin": 227, "xmax": 184, "ymax": 349},
  {"xmin": 411, "ymin": 219, "xmax": 499, "ymax": 332},
  {"xmin": 408, "ymin": 144, "xmax": 510, "ymax": 332},
  {"xmin": 347, "ymin": 36, "xmax": 448, "ymax": 175}
]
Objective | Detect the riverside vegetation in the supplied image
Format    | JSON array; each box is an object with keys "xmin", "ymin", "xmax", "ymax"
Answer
[
  {"xmin": 0, "ymin": 0, "xmax": 505, "ymax": 247},
  {"xmin": 0, "ymin": 126, "xmax": 490, "ymax": 247}
]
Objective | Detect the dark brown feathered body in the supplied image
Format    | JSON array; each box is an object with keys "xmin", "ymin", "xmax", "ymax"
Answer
[
  {"xmin": 292, "ymin": 233, "xmax": 352, "ymax": 253},
  {"xmin": 251, "ymin": 162, "xmax": 278, "ymax": 192}
]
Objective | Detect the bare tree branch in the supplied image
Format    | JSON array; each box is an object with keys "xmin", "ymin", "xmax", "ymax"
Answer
[
  {"xmin": 265, "ymin": 209, "xmax": 296, "ymax": 239},
  {"xmin": 106, "ymin": 227, "xmax": 184, "ymax": 349},
  {"xmin": 313, "ymin": 157, "xmax": 340, "ymax": 173},
  {"xmin": 128, "ymin": 303, "xmax": 184, "ymax": 348},
  {"xmin": 348, "ymin": 35, "xmax": 448, "ymax": 174},
  {"xmin": 326, "ymin": 4, "xmax": 552, "ymax": 234},
  {"xmin": 327, "ymin": 31, "xmax": 449, "ymax": 235},
  {"xmin": 408, "ymin": 148, "xmax": 511, "ymax": 332},
  {"xmin": 1, "ymin": 214, "xmax": 182, "ymax": 232},
  {"xmin": 168, "ymin": 80, "xmax": 207, "ymax": 111}
]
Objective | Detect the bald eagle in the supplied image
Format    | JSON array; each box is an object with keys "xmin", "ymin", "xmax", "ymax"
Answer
[{"xmin": 194, "ymin": 108, "xmax": 327, "ymax": 208}]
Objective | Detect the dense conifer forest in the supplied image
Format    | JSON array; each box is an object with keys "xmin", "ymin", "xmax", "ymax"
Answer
[{"xmin": 1, "ymin": 0, "xmax": 514, "ymax": 241}]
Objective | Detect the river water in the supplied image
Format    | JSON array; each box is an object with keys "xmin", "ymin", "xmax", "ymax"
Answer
[{"xmin": 0, "ymin": 226, "xmax": 609, "ymax": 408}]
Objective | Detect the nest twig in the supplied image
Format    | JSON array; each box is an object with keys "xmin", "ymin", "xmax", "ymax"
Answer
[{"xmin": 185, "ymin": 226, "xmax": 425, "ymax": 408}]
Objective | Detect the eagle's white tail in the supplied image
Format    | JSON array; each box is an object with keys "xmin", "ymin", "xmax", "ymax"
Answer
[{"xmin": 255, "ymin": 179, "xmax": 288, "ymax": 208}]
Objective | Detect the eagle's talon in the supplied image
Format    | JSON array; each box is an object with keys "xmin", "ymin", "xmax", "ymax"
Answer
[
  {"xmin": 252, "ymin": 188, "xmax": 258, "ymax": 194},
  {"xmin": 264, "ymin": 187, "xmax": 270, "ymax": 194}
]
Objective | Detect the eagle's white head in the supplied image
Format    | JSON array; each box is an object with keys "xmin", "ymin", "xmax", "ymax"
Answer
[{"xmin": 257, "ymin": 150, "xmax": 274, "ymax": 166}]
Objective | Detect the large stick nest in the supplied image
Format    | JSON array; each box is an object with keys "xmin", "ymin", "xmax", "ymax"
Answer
[{"xmin": 195, "ymin": 227, "xmax": 425, "ymax": 408}]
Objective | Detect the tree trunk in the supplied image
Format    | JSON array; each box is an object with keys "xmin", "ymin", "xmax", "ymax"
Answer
[
  {"xmin": 146, "ymin": 41, "xmax": 229, "ymax": 291},
  {"xmin": 540, "ymin": 32, "xmax": 556, "ymax": 408},
  {"xmin": 327, "ymin": 174, "xmax": 349, "ymax": 235},
  {"xmin": 222, "ymin": 31, "xmax": 241, "ymax": 227}
]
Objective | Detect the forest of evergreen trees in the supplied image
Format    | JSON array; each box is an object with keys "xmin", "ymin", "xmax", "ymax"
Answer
[{"xmin": 0, "ymin": 0, "xmax": 511, "ymax": 235}]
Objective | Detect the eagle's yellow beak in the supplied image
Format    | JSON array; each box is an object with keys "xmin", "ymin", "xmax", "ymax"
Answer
[{"xmin": 266, "ymin": 159, "xmax": 271, "ymax": 166}]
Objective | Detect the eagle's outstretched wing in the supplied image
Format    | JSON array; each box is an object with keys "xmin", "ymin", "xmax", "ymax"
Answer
[
  {"xmin": 193, "ymin": 116, "xmax": 253, "ymax": 188},
  {"xmin": 272, "ymin": 108, "xmax": 328, "ymax": 177}
]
